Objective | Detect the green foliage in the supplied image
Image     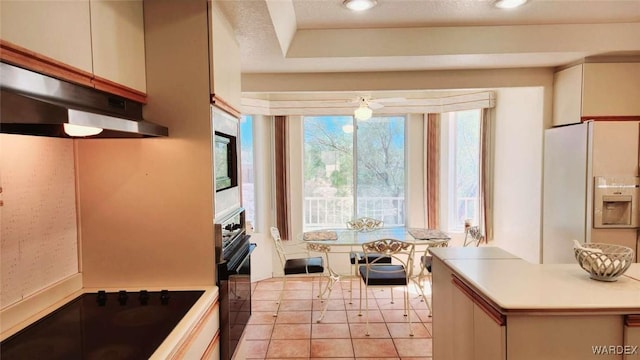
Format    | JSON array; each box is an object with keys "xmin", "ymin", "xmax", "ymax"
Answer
[{"xmin": 303, "ymin": 115, "xmax": 404, "ymax": 199}]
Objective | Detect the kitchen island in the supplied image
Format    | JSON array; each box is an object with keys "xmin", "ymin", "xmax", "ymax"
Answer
[{"xmin": 430, "ymin": 247, "xmax": 640, "ymax": 360}]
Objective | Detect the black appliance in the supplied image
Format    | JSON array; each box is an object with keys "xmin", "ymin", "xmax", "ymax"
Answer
[
  {"xmin": 215, "ymin": 208, "xmax": 255, "ymax": 360},
  {"xmin": 0, "ymin": 290, "xmax": 203, "ymax": 359}
]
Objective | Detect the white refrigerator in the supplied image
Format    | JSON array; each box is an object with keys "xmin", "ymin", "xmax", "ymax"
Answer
[{"xmin": 542, "ymin": 121, "xmax": 640, "ymax": 263}]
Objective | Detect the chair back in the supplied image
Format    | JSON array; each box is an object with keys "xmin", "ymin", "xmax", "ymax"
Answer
[
  {"xmin": 346, "ymin": 217, "xmax": 383, "ymax": 231},
  {"xmin": 270, "ymin": 226, "xmax": 288, "ymax": 267},
  {"xmin": 361, "ymin": 238, "xmax": 415, "ymax": 277},
  {"xmin": 306, "ymin": 242, "xmax": 334, "ymax": 275},
  {"xmin": 464, "ymin": 225, "xmax": 485, "ymax": 247}
]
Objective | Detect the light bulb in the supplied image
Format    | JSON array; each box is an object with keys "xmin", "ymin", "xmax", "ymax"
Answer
[
  {"xmin": 354, "ymin": 106, "xmax": 372, "ymax": 120},
  {"xmin": 342, "ymin": 124, "xmax": 354, "ymax": 133},
  {"xmin": 343, "ymin": 0, "xmax": 377, "ymax": 11},
  {"xmin": 494, "ymin": 0, "xmax": 527, "ymax": 9},
  {"xmin": 63, "ymin": 123, "xmax": 103, "ymax": 137}
]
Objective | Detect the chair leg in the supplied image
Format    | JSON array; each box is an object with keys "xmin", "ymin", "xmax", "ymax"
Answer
[
  {"xmin": 317, "ymin": 275, "xmax": 328, "ymax": 300},
  {"xmin": 405, "ymin": 286, "xmax": 414, "ymax": 336},
  {"xmin": 426, "ymin": 274, "xmax": 433, "ymax": 317},
  {"xmin": 358, "ymin": 278, "xmax": 364, "ymax": 316},
  {"xmin": 316, "ymin": 272, "xmax": 340, "ymax": 323},
  {"xmin": 364, "ymin": 284, "xmax": 370, "ymax": 336},
  {"xmin": 274, "ymin": 275, "xmax": 287, "ymax": 317},
  {"xmin": 412, "ymin": 274, "xmax": 433, "ymax": 317},
  {"xmin": 349, "ymin": 263, "xmax": 356, "ymax": 304}
]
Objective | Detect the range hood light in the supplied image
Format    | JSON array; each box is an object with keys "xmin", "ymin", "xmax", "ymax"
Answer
[{"xmin": 63, "ymin": 124, "xmax": 104, "ymax": 137}]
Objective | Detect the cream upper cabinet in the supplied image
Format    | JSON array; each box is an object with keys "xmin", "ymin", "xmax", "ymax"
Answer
[
  {"xmin": 209, "ymin": 0, "xmax": 242, "ymax": 111},
  {"xmin": 553, "ymin": 62, "xmax": 640, "ymax": 126},
  {"xmin": 90, "ymin": 0, "xmax": 147, "ymax": 93},
  {"xmin": 553, "ymin": 65, "xmax": 583, "ymax": 126},
  {"xmin": 582, "ymin": 63, "xmax": 640, "ymax": 118},
  {"xmin": 0, "ymin": 0, "xmax": 93, "ymax": 73}
]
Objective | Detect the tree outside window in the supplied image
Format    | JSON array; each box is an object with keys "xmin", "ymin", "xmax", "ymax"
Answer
[{"xmin": 303, "ymin": 115, "xmax": 405, "ymax": 230}]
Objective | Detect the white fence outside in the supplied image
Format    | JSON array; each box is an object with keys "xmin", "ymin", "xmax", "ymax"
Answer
[
  {"xmin": 304, "ymin": 196, "xmax": 480, "ymax": 231},
  {"xmin": 304, "ymin": 196, "xmax": 405, "ymax": 229}
]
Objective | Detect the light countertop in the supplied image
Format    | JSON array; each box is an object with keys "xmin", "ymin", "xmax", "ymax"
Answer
[
  {"xmin": 429, "ymin": 246, "xmax": 519, "ymax": 260},
  {"xmin": 624, "ymin": 265, "xmax": 640, "ymax": 282},
  {"xmin": 445, "ymin": 258, "xmax": 640, "ymax": 312}
]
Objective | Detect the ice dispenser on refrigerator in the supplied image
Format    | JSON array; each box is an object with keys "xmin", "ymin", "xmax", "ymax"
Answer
[{"xmin": 593, "ymin": 176, "xmax": 640, "ymax": 228}]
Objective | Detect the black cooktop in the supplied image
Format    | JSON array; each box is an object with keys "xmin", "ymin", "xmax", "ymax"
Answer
[{"xmin": 1, "ymin": 290, "xmax": 204, "ymax": 360}]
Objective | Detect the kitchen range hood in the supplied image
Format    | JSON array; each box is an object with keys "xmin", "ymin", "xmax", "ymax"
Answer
[{"xmin": 0, "ymin": 62, "xmax": 168, "ymax": 138}]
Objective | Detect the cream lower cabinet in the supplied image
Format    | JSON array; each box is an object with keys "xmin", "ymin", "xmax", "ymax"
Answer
[
  {"xmin": 451, "ymin": 277, "xmax": 506, "ymax": 360},
  {"xmin": 432, "ymin": 256, "xmax": 455, "ymax": 360},
  {"xmin": 625, "ymin": 316, "xmax": 640, "ymax": 360},
  {"xmin": 473, "ymin": 302, "xmax": 506, "ymax": 360},
  {"xmin": 508, "ymin": 315, "xmax": 623, "ymax": 360},
  {"xmin": 171, "ymin": 301, "xmax": 221, "ymax": 360},
  {"xmin": 449, "ymin": 278, "xmax": 625, "ymax": 360},
  {"xmin": 433, "ymin": 257, "xmax": 506, "ymax": 360}
]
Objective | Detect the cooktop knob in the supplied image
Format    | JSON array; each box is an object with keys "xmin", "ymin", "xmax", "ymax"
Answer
[
  {"xmin": 118, "ymin": 290, "xmax": 128, "ymax": 305},
  {"xmin": 97, "ymin": 290, "xmax": 107, "ymax": 306},
  {"xmin": 160, "ymin": 290, "xmax": 170, "ymax": 305},
  {"xmin": 139, "ymin": 290, "xmax": 149, "ymax": 305}
]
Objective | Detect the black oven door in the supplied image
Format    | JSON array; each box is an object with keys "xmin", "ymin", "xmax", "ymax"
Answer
[{"xmin": 218, "ymin": 240, "xmax": 255, "ymax": 360}]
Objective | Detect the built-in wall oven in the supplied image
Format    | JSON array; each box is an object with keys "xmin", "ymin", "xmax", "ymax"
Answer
[{"xmin": 214, "ymin": 208, "xmax": 255, "ymax": 360}]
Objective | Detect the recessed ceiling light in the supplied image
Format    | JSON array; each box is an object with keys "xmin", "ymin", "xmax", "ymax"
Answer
[
  {"xmin": 494, "ymin": 0, "xmax": 528, "ymax": 9},
  {"xmin": 343, "ymin": 0, "xmax": 377, "ymax": 12}
]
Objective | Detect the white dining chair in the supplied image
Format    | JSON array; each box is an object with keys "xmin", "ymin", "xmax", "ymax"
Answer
[
  {"xmin": 358, "ymin": 238, "xmax": 415, "ymax": 336},
  {"xmin": 346, "ymin": 217, "xmax": 391, "ymax": 304},
  {"xmin": 270, "ymin": 227, "xmax": 326, "ymax": 317},
  {"xmin": 411, "ymin": 240, "xmax": 449, "ymax": 317}
]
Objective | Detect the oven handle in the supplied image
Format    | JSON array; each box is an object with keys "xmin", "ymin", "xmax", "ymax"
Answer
[{"xmin": 235, "ymin": 243, "xmax": 257, "ymax": 275}]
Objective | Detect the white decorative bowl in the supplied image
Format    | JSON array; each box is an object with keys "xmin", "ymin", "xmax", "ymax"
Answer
[{"xmin": 574, "ymin": 243, "xmax": 634, "ymax": 282}]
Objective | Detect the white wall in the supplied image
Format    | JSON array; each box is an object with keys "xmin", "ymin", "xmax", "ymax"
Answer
[
  {"xmin": 249, "ymin": 115, "xmax": 275, "ymax": 282},
  {"xmin": 491, "ymin": 87, "xmax": 546, "ymax": 263}
]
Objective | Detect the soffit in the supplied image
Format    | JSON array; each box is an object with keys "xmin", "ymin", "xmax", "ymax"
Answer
[{"xmin": 216, "ymin": 0, "xmax": 640, "ymax": 74}]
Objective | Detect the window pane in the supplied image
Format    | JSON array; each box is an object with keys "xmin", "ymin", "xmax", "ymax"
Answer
[
  {"xmin": 303, "ymin": 115, "xmax": 406, "ymax": 230},
  {"xmin": 303, "ymin": 116, "xmax": 354, "ymax": 230},
  {"xmin": 452, "ymin": 110, "xmax": 480, "ymax": 230},
  {"xmin": 240, "ymin": 115, "xmax": 255, "ymax": 227},
  {"xmin": 356, "ymin": 116, "xmax": 405, "ymax": 226}
]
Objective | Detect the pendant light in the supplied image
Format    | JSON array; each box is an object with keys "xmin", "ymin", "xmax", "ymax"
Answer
[{"xmin": 354, "ymin": 104, "xmax": 372, "ymax": 120}]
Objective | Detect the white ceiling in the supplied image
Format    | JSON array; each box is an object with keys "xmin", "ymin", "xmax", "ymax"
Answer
[{"xmin": 217, "ymin": 0, "xmax": 640, "ymax": 74}]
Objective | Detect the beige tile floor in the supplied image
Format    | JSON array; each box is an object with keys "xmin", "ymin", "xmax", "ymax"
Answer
[{"xmin": 237, "ymin": 276, "xmax": 434, "ymax": 359}]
